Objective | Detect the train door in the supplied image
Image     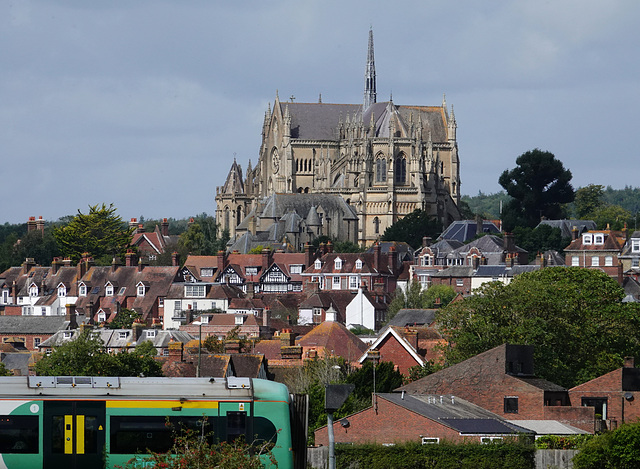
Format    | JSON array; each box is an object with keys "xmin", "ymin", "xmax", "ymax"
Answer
[
  {"xmin": 43, "ymin": 401, "xmax": 106, "ymax": 469},
  {"xmin": 218, "ymin": 401, "xmax": 251, "ymax": 443}
]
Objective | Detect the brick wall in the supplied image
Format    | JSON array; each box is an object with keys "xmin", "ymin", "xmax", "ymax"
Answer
[{"xmin": 376, "ymin": 334, "xmax": 421, "ymax": 376}]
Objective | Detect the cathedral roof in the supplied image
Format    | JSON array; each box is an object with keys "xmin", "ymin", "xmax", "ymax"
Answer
[
  {"xmin": 221, "ymin": 159, "xmax": 244, "ymax": 195},
  {"xmin": 258, "ymin": 193, "xmax": 358, "ymax": 221},
  {"xmin": 305, "ymin": 206, "xmax": 321, "ymax": 226}
]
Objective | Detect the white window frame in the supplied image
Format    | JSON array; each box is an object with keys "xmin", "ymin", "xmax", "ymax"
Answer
[
  {"xmin": 633, "ymin": 240, "xmax": 640, "ymax": 253},
  {"xmin": 200, "ymin": 268, "xmax": 214, "ymax": 277},
  {"xmin": 58, "ymin": 286, "xmax": 66, "ymax": 297},
  {"xmin": 105, "ymin": 284, "xmax": 114, "ymax": 296},
  {"xmin": 582, "ymin": 234, "xmax": 592, "ymax": 245},
  {"xmin": 594, "ymin": 234, "xmax": 605, "ymax": 244},
  {"xmin": 349, "ymin": 275, "xmax": 359, "ymax": 290},
  {"xmin": 146, "ymin": 330, "xmax": 157, "ymax": 338},
  {"xmin": 332, "ymin": 276, "xmax": 341, "ymax": 290},
  {"xmin": 289, "ymin": 264, "xmax": 303, "ymax": 274},
  {"xmin": 137, "ymin": 284, "xmax": 146, "ymax": 297},
  {"xmin": 571, "ymin": 256, "xmax": 580, "ymax": 267},
  {"xmin": 421, "ymin": 437, "xmax": 439, "ymax": 445},
  {"xmin": 29, "ymin": 285, "xmax": 38, "ymax": 297},
  {"xmin": 605, "ymin": 256, "xmax": 613, "ymax": 267},
  {"xmin": 481, "ymin": 437, "xmax": 503, "ymax": 444},
  {"xmin": 633, "ymin": 258, "xmax": 640, "ymax": 268},
  {"xmin": 456, "ymin": 279, "xmax": 464, "ymax": 287},
  {"xmin": 118, "ymin": 331, "xmax": 129, "ymax": 340},
  {"xmin": 185, "ymin": 284, "xmax": 206, "ymax": 298},
  {"xmin": 591, "ymin": 256, "xmax": 600, "ymax": 267},
  {"xmin": 98, "ymin": 312, "xmax": 106, "ymax": 322},
  {"xmin": 79, "ymin": 284, "xmax": 87, "ymax": 297},
  {"xmin": 334, "ymin": 257, "xmax": 342, "ymax": 270},
  {"xmin": 355, "ymin": 259, "xmax": 363, "ymax": 270},
  {"xmin": 314, "ymin": 259, "xmax": 322, "ymax": 269}
]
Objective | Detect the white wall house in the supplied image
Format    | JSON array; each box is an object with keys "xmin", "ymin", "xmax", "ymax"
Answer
[{"xmin": 345, "ymin": 289, "xmax": 380, "ymax": 332}]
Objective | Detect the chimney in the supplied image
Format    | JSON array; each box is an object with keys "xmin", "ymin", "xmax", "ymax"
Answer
[
  {"xmin": 319, "ymin": 242, "xmax": 326, "ymax": 256},
  {"xmin": 167, "ymin": 340, "xmax": 184, "ymax": 361},
  {"xmin": 137, "ymin": 223, "xmax": 145, "ymax": 234},
  {"xmin": 476, "ymin": 215, "xmax": 483, "ymax": 237},
  {"xmin": 65, "ymin": 304, "xmax": 78, "ymax": 329},
  {"xmin": 161, "ymin": 218, "xmax": 169, "ymax": 237},
  {"xmin": 262, "ymin": 308, "xmax": 270, "ymax": 327},
  {"xmin": 225, "ymin": 339, "xmax": 241, "ymax": 354},
  {"xmin": 246, "ymin": 282, "xmax": 255, "ymax": 299},
  {"xmin": 388, "ymin": 245, "xmax": 396, "ymax": 273},
  {"xmin": 172, "ymin": 251, "xmax": 179, "ymax": 267},
  {"xmin": 571, "ymin": 226, "xmax": 579, "ymax": 240},
  {"xmin": 404, "ymin": 329, "xmax": 418, "ymax": 351},
  {"xmin": 11, "ymin": 281, "xmax": 17, "ymax": 304},
  {"xmin": 304, "ymin": 243, "xmax": 313, "ymax": 268},
  {"xmin": 129, "ymin": 218, "xmax": 138, "ymax": 231},
  {"xmin": 422, "ymin": 236, "xmax": 431, "ymax": 248},
  {"xmin": 374, "ymin": 243, "xmax": 381, "ymax": 272},
  {"xmin": 503, "ymin": 232, "xmax": 515, "ymax": 252},
  {"xmin": 217, "ymin": 250, "xmax": 226, "ymax": 273},
  {"xmin": 327, "ymin": 240, "xmax": 333, "ymax": 253},
  {"xmin": 138, "ymin": 256, "xmax": 145, "ymax": 272},
  {"xmin": 111, "ymin": 256, "xmax": 120, "ymax": 273},
  {"xmin": 618, "ymin": 261, "xmax": 624, "ymax": 286},
  {"xmin": 51, "ymin": 258, "xmax": 61, "ymax": 275},
  {"xmin": 280, "ymin": 329, "xmax": 296, "ymax": 346},
  {"xmin": 36, "ymin": 216, "xmax": 45, "ymax": 234},
  {"xmin": 22, "ymin": 258, "xmax": 35, "ymax": 275},
  {"xmin": 125, "ymin": 250, "xmax": 137, "ymax": 267},
  {"xmin": 132, "ymin": 320, "xmax": 144, "ymax": 342},
  {"xmin": 625, "ymin": 357, "xmax": 635, "ymax": 368},
  {"xmin": 27, "ymin": 216, "xmax": 37, "ymax": 232},
  {"xmin": 261, "ymin": 248, "xmax": 271, "ymax": 271}
]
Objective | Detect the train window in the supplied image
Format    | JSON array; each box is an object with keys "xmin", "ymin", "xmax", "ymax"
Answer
[
  {"xmin": 252, "ymin": 417, "xmax": 277, "ymax": 446},
  {"xmin": 0, "ymin": 415, "xmax": 39, "ymax": 454},
  {"xmin": 110, "ymin": 416, "xmax": 215, "ymax": 454},
  {"xmin": 226, "ymin": 411, "xmax": 247, "ymax": 442}
]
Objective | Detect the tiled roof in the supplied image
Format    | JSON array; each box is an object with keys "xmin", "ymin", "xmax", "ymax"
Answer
[
  {"xmin": 0, "ymin": 316, "xmax": 69, "ymax": 334},
  {"xmin": 297, "ymin": 321, "xmax": 367, "ymax": 362}
]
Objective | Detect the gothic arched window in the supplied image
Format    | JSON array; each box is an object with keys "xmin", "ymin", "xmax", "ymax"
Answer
[
  {"xmin": 373, "ymin": 216, "xmax": 380, "ymax": 234},
  {"xmin": 376, "ymin": 157, "xmax": 386, "ymax": 183},
  {"xmin": 395, "ymin": 156, "xmax": 406, "ymax": 183}
]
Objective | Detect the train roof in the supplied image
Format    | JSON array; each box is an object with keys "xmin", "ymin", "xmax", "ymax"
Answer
[{"xmin": 0, "ymin": 376, "xmax": 289, "ymax": 402}]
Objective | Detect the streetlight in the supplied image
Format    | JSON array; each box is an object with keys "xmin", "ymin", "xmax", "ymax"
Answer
[{"xmin": 193, "ymin": 321, "xmax": 202, "ymax": 378}]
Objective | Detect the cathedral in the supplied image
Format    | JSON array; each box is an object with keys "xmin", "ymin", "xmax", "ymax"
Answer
[{"xmin": 216, "ymin": 29, "xmax": 462, "ymax": 248}]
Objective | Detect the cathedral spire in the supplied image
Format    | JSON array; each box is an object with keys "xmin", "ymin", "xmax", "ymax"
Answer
[{"xmin": 363, "ymin": 28, "xmax": 377, "ymax": 110}]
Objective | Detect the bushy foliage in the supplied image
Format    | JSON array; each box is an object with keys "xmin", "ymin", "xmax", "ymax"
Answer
[
  {"xmin": 34, "ymin": 330, "xmax": 163, "ymax": 377},
  {"xmin": 535, "ymin": 434, "xmax": 592, "ymax": 450},
  {"xmin": 108, "ymin": 308, "xmax": 141, "ymax": 329},
  {"xmin": 437, "ymin": 267, "xmax": 640, "ymax": 388},
  {"xmin": 388, "ymin": 282, "xmax": 456, "ymax": 321},
  {"xmin": 116, "ymin": 418, "xmax": 276, "ymax": 469},
  {"xmin": 178, "ymin": 214, "xmax": 228, "ymax": 256},
  {"xmin": 53, "ymin": 203, "xmax": 134, "ymax": 264},
  {"xmin": 0, "ymin": 362, "xmax": 12, "ymax": 376},
  {"xmin": 382, "ymin": 209, "xmax": 442, "ymax": 249},
  {"xmin": 513, "ymin": 224, "xmax": 570, "ymax": 259},
  {"xmin": 405, "ymin": 360, "xmax": 443, "ymax": 384},
  {"xmin": 573, "ymin": 423, "xmax": 640, "ymax": 469},
  {"xmin": 335, "ymin": 441, "xmax": 535, "ymax": 469}
]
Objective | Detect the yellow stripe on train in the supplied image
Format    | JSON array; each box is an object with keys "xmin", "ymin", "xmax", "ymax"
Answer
[{"xmin": 106, "ymin": 400, "xmax": 222, "ymax": 409}]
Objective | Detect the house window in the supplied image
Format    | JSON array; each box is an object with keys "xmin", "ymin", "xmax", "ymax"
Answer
[
  {"xmin": 1, "ymin": 289, "xmax": 8, "ymax": 303},
  {"xmin": 192, "ymin": 301, "xmax": 198, "ymax": 311},
  {"xmin": 571, "ymin": 256, "xmax": 580, "ymax": 267},
  {"xmin": 582, "ymin": 397, "xmax": 608, "ymax": 420},
  {"xmin": 235, "ymin": 315, "xmax": 245, "ymax": 325},
  {"xmin": 63, "ymin": 331, "xmax": 73, "ymax": 340},
  {"xmin": 98, "ymin": 312, "xmax": 106, "ymax": 322},
  {"xmin": 334, "ymin": 257, "xmax": 342, "ymax": 270},
  {"xmin": 314, "ymin": 259, "xmax": 322, "ymax": 269},
  {"xmin": 421, "ymin": 437, "xmax": 439, "ymax": 445},
  {"xmin": 582, "ymin": 234, "xmax": 592, "ymax": 245},
  {"xmin": 137, "ymin": 285, "xmax": 146, "ymax": 296},
  {"xmin": 29, "ymin": 285, "xmax": 38, "ymax": 297},
  {"xmin": 58, "ymin": 286, "xmax": 66, "ymax": 297},
  {"xmin": 481, "ymin": 437, "xmax": 503, "ymax": 444},
  {"xmin": 201, "ymin": 268, "xmax": 214, "ymax": 277},
  {"xmin": 504, "ymin": 396, "xmax": 518, "ymax": 413},
  {"xmin": 163, "ymin": 349, "xmax": 170, "ymax": 356},
  {"xmin": 118, "ymin": 287, "xmax": 126, "ymax": 295},
  {"xmin": 146, "ymin": 330, "xmax": 157, "ymax": 338},
  {"xmin": 79, "ymin": 284, "xmax": 87, "ymax": 296},
  {"xmin": 419, "ymin": 275, "xmax": 430, "ymax": 288},
  {"xmin": 245, "ymin": 267, "xmax": 258, "ymax": 275},
  {"xmin": 40, "ymin": 307, "xmax": 46, "ymax": 315},
  {"xmin": 594, "ymin": 234, "xmax": 604, "ymax": 244},
  {"xmin": 118, "ymin": 332, "xmax": 129, "ymax": 340},
  {"xmin": 456, "ymin": 279, "xmax": 464, "ymax": 287},
  {"xmin": 591, "ymin": 257, "xmax": 600, "ymax": 267},
  {"xmin": 332, "ymin": 276, "xmax": 341, "ymax": 290},
  {"xmin": 313, "ymin": 308, "xmax": 322, "ymax": 316},
  {"xmin": 174, "ymin": 300, "xmax": 182, "ymax": 311},
  {"xmin": 355, "ymin": 259, "xmax": 363, "ymax": 270},
  {"xmin": 34, "ymin": 337, "xmax": 41, "ymax": 348},
  {"xmin": 349, "ymin": 276, "xmax": 359, "ymax": 289},
  {"xmin": 158, "ymin": 297, "xmax": 164, "ymax": 307},
  {"xmin": 633, "ymin": 240, "xmax": 640, "ymax": 253},
  {"xmin": 605, "ymin": 256, "xmax": 613, "ymax": 267},
  {"xmin": 185, "ymin": 285, "xmax": 206, "ymax": 297},
  {"xmin": 633, "ymin": 259, "xmax": 640, "ymax": 268},
  {"xmin": 105, "ymin": 285, "xmax": 114, "ymax": 296},
  {"xmin": 289, "ymin": 264, "xmax": 303, "ymax": 274}
]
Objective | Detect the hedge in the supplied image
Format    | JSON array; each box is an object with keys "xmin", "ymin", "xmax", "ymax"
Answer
[{"xmin": 335, "ymin": 441, "xmax": 535, "ymax": 469}]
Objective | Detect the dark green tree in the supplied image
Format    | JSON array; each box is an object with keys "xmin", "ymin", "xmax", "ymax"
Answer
[
  {"xmin": 53, "ymin": 203, "xmax": 134, "ymax": 264},
  {"xmin": 179, "ymin": 214, "xmax": 228, "ymax": 255},
  {"xmin": 513, "ymin": 224, "xmax": 570, "ymax": 259},
  {"xmin": 108, "ymin": 308, "xmax": 141, "ymax": 329},
  {"xmin": 437, "ymin": 267, "xmax": 640, "ymax": 388},
  {"xmin": 34, "ymin": 329, "xmax": 163, "ymax": 377},
  {"xmin": 387, "ymin": 282, "xmax": 456, "ymax": 321},
  {"xmin": 573, "ymin": 422, "xmax": 640, "ymax": 469},
  {"xmin": 574, "ymin": 184, "xmax": 605, "ymax": 218},
  {"xmin": 381, "ymin": 209, "xmax": 442, "ymax": 249},
  {"xmin": 499, "ymin": 149, "xmax": 575, "ymax": 230}
]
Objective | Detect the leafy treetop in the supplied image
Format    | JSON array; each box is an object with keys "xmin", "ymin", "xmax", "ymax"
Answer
[{"xmin": 381, "ymin": 209, "xmax": 442, "ymax": 249}]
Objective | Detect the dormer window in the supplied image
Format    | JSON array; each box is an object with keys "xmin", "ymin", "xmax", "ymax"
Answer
[
  {"xmin": 29, "ymin": 284, "xmax": 38, "ymax": 297},
  {"xmin": 334, "ymin": 257, "xmax": 343, "ymax": 270},
  {"xmin": 235, "ymin": 315, "xmax": 245, "ymax": 325},
  {"xmin": 582, "ymin": 234, "xmax": 593, "ymax": 245},
  {"xmin": 58, "ymin": 285, "xmax": 66, "ymax": 297},
  {"xmin": 314, "ymin": 259, "xmax": 322, "ymax": 269},
  {"xmin": 136, "ymin": 283, "xmax": 146, "ymax": 297},
  {"xmin": 185, "ymin": 284, "xmax": 206, "ymax": 298},
  {"xmin": 118, "ymin": 331, "xmax": 129, "ymax": 340},
  {"xmin": 594, "ymin": 234, "xmax": 605, "ymax": 244},
  {"xmin": 97, "ymin": 312, "xmax": 106, "ymax": 322},
  {"xmin": 146, "ymin": 330, "xmax": 157, "ymax": 338},
  {"xmin": 105, "ymin": 283, "xmax": 114, "ymax": 297},
  {"xmin": 79, "ymin": 283, "xmax": 87, "ymax": 297},
  {"xmin": 201, "ymin": 268, "xmax": 214, "ymax": 277},
  {"xmin": 355, "ymin": 259, "xmax": 363, "ymax": 270},
  {"xmin": 62, "ymin": 331, "xmax": 73, "ymax": 340},
  {"xmin": 633, "ymin": 240, "xmax": 640, "ymax": 253}
]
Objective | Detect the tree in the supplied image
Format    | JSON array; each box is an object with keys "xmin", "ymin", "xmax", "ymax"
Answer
[
  {"xmin": 0, "ymin": 362, "xmax": 12, "ymax": 376},
  {"xmin": 53, "ymin": 203, "xmax": 134, "ymax": 264},
  {"xmin": 499, "ymin": 149, "xmax": 575, "ymax": 229},
  {"xmin": 34, "ymin": 330, "xmax": 163, "ymax": 377},
  {"xmin": 590, "ymin": 204, "xmax": 632, "ymax": 230},
  {"xmin": 436, "ymin": 267, "xmax": 640, "ymax": 388},
  {"xmin": 513, "ymin": 224, "xmax": 570, "ymax": 259},
  {"xmin": 573, "ymin": 422, "xmax": 640, "ymax": 469},
  {"xmin": 387, "ymin": 282, "xmax": 456, "ymax": 321},
  {"xmin": 575, "ymin": 184, "xmax": 605, "ymax": 218},
  {"xmin": 108, "ymin": 308, "xmax": 141, "ymax": 329},
  {"xmin": 178, "ymin": 214, "xmax": 228, "ymax": 255},
  {"xmin": 381, "ymin": 209, "xmax": 442, "ymax": 249}
]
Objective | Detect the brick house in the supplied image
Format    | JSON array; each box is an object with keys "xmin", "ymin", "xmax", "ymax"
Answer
[
  {"xmin": 397, "ymin": 344, "xmax": 595, "ymax": 432},
  {"xmin": 0, "ymin": 315, "xmax": 73, "ymax": 351},
  {"xmin": 129, "ymin": 218, "xmax": 179, "ymax": 261},
  {"xmin": 315, "ymin": 393, "xmax": 532, "ymax": 445},
  {"xmin": 429, "ymin": 266, "xmax": 474, "ymax": 295},
  {"xmin": 564, "ymin": 229, "xmax": 625, "ymax": 279},
  {"xmin": 569, "ymin": 357, "xmax": 640, "ymax": 431},
  {"xmin": 619, "ymin": 230, "xmax": 640, "ymax": 280}
]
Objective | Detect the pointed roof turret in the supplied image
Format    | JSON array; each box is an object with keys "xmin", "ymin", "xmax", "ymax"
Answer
[
  {"xmin": 221, "ymin": 159, "xmax": 245, "ymax": 195},
  {"xmin": 305, "ymin": 206, "xmax": 322, "ymax": 226},
  {"xmin": 363, "ymin": 28, "xmax": 377, "ymax": 110}
]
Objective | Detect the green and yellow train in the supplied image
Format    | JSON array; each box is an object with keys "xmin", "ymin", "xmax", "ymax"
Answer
[{"xmin": 0, "ymin": 376, "xmax": 294, "ymax": 469}]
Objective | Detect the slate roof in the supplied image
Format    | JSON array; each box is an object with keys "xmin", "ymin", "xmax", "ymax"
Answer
[
  {"xmin": 474, "ymin": 265, "xmax": 539, "ymax": 278},
  {"xmin": 378, "ymin": 393, "xmax": 532, "ymax": 435},
  {"xmin": 0, "ymin": 353, "xmax": 34, "ymax": 375},
  {"xmin": 430, "ymin": 266, "xmax": 475, "ymax": 278},
  {"xmin": 536, "ymin": 219, "xmax": 596, "ymax": 239},
  {"xmin": 439, "ymin": 220, "xmax": 501, "ymax": 243},
  {"xmin": 388, "ymin": 309, "xmax": 437, "ymax": 327},
  {"xmin": 0, "ymin": 316, "xmax": 70, "ymax": 333}
]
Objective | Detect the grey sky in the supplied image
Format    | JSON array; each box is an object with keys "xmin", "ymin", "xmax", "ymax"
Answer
[{"xmin": 2, "ymin": 0, "xmax": 639, "ymax": 224}]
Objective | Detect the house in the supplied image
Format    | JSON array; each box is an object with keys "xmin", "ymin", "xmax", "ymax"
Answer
[
  {"xmin": 298, "ymin": 291, "xmax": 358, "ymax": 325},
  {"xmin": 0, "ymin": 314, "xmax": 74, "ymax": 351},
  {"xmin": 345, "ymin": 288, "xmax": 388, "ymax": 331},
  {"xmin": 471, "ymin": 265, "xmax": 540, "ymax": 291},
  {"xmin": 314, "ymin": 393, "xmax": 533, "ymax": 446},
  {"xmin": 619, "ymin": 230, "xmax": 640, "ymax": 280},
  {"xmin": 295, "ymin": 316, "xmax": 368, "ymax": 364},
  {"xmin": 180, "ymin": 312, "xmax": 270, "ymax": 341},
  {"xmin": 163, "ymin": 283, "xmax": 245, "ymax": 329},
  {"xmin": 569, "ymin": 357, "xmax": 640, "ymax": 431},
  {"xmin": 564, "ymin": 229, "xmax": 625, "ymax": 279},
  {"xmin": 358, "ymin": 322, "xmax": 445, "ymax": 375},
  {"xmin": 129, "ymin": 218, "xmax": 179, "ymax": 261},
  {"xmin": 438, "ymin": 219, "xmax": 501, "ymax": 243},
  {"xmin": 536, "ymin": 219, "xmax": 596, "ymax": 240},
  {"xmin": 429, "ymin": 266, "xmax": 475, "ymax": 295},
  {"xmin": 397, "ymin": 344, "xmax": 595, "ymax": 432}
]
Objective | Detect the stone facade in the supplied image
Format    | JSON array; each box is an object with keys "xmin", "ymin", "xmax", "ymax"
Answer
[{"xmin": 216, "ymin": 30, "xmax": 461, "ymax": 247}]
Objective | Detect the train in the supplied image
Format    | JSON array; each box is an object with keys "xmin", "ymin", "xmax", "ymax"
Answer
[{"xmin": 0, "ymin": 375, "xmax": 298, "ymax": 469}]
